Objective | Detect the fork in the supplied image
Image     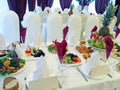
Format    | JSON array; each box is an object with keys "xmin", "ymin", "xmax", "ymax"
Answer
[{"xmin": 24, "ymin": 77, "xmax": 29, "ymax": 90}]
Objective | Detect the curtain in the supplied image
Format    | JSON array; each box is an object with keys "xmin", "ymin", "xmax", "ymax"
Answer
[
  {"xmin": 28, "ymin": 0, "xmax": 36, "ymax": 11},
  {"xmin": 59, "ymin": 0, "xmax": 72, "ymax": 11},
  {"xmin": 95, "ymin": 0, "xmax": 110, "ymax": 14},
  {"xmin": 47, "ymin": 0, "xmax": 54, "ymax": 7},
  {"xmin": 7, "ymin": 0, "xmax": 27, "ymax": 42},
  {"xmin": 37, "ymin": 0, "xmax": 54, "ymax": 11},
  {"xmin": 7, "ymin": 0, "xmax": 27, "ymax": 22},
  {"xmin": 115, "ymin": 0, "xmax": 120, "ymax": 15}
]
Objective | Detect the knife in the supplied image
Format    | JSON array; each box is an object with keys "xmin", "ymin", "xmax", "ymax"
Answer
[
  {"xmin": 107, "ymin": 73, "xmax": 112, "ymax": 78},
  {"xmin": 76, "ymin": 67, "xmax": 88, "ymax": 82}
]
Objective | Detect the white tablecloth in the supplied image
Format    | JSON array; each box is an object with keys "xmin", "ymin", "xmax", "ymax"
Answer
[{"xmin": 1, "ymin": 46, "xmax": 120, "ymax": 90}]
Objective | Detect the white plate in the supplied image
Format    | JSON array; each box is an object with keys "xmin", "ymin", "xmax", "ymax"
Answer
[
  {"xmin": 63, "ymin": 61, "xmax": 83, "ymax": 67},
  {"xmin": 62, "ymin": 51, "xmax": 86, "ymax": 67},
  {"xmin": 21, "ymin": 55, "xmax": 45, "ymax": 61},
  {"xmin": 79, "ymin": 64, "xmax": 107, "ymax": 80},
  {"xmin": 0, "ymin": 64, "xmax": 26, "ymax": 77},
  {"xmin": 0, "ymin": 77, "xmax": 24, "ymax": 90},
  {"xmin": 111, "ymin": 51, "xmax": 120, "ymax": 59}
]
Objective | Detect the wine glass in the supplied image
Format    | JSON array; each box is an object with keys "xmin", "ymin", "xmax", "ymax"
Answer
[{"xmin": 56, "ymin": 57, "xmax": 68, "ymax": 87}]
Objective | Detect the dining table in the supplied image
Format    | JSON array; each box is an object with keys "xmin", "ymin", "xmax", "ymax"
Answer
[{"xmin": 0, "ymin": 43, "xmax": 120, "ymax": 90}]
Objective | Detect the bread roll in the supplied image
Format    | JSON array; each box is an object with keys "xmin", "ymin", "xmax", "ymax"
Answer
[{"xmin": 3, "ymin": 77, "xmax": 19, "ymax": 90}]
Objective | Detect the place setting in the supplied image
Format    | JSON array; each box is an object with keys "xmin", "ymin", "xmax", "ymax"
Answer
[
  {"xmin": 77, "ymin": 51, "xmax": 112, "ymax": 81},
  {"xmin": 0, "ymin": 42, "xmax": 27, "ymax": 90}
]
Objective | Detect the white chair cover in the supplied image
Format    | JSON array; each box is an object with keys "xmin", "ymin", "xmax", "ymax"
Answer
[
  {"xmin": 83, "ymin": 5, "xmax": 88, "ymax": 12},
  {"xmin": 23, "ymin": 12, "xmax": 43, "ymax": 47},
  {"xmin": 76, "ymin": 5, "xmax": 82, "ymax": 12},
  {"xmin": 108, "ymin": 16, "xmax": 117, "ymax": 34},
  {"xmin": 67, "ymin": 14, "xmax": 82, "ymax": 46},
  {"xmin": 54, "ymin": 7, "xmax": 61, "ymax": 14},
  {"xmin": 61, "ymin": 13, "xmax": 69, "ymax": 24},
  {"xmin": 36, "ymin": 6, "xmax": 42, "ymax": 14},
  {"xmin": 79, "ymin": 12, "xmax": 88, "ymax": 32},
  {"xmin": 115, "ymin": 24, "xmax": 120, "ymax": 43},
  {"xmin": 0, "ymin": 10, "xmax": 20, "ymax": 44},
  {"xmin": 44, "ymin": 7, "xmax": 52, "ymax": 14},
  {"xmin": 0, "ymin": 34, "xmax": 6, "ymax": 49},
  {"xmin": 46, "ymin": 13, "xmax": 62, "ymax": 42},
  {"xmin": 84, "ymin": 15, "xmax": 101, "ymax": 40},
  {"xmin": 63, "ymin": 8, "xmax": 69, "ymax": 14}
]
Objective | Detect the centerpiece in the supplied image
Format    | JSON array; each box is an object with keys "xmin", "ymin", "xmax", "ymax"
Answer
[{"xmin": 88, "ymin": 1, "xmax": 118, "ymax": 60}]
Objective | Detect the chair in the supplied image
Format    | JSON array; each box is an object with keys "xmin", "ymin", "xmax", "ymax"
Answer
[
  {"xmin": 76, "ymin": 5, "xmax": 82, "ymax": 12},
  {"xmin": 36, "ymin": 6, "xmax": 42, "ymax": 14},
  {"xmin": 54, "ymin": 7, "xmax": 61, "ymax": 14},
  {"xmin": 84, "ymin": 15, "xmax": 101, "ymax": 40},
  {"xmin": 23, "ymin": 12, "xmax": 43, "ymax": 47},
  {"xmin": 108, "ymin": 16, "xmax": 117, "ymax": 34},
  {"xmin": 44, "ymin": 7, "xmax": 52, "ymax": 14},
  {"xmin": 0, "ymin": 10, "xmax": 20, "ymax": 44},
  {"xmin": 0, "ymin": 34, "xmax": 6, "ymax": 49},
  {"xmin": 115, "ymin": 24, "xmax": 120, "ymax": 43},
  {"xmin": 67, "ymin": 14, "xmax": 82, "ymax": 46},
  {"xmin": 46, "ymin": 13, "xmax": 62, "ymax": 42},
  {"xmin": 63, "ymin": 8, "xmax": 69, "ymax": 14},
  {"xmin": 79, "ymin": 12, "xmax": 88, "ymax": 32},
  {"xmin": 83, "ymin": 5, "xmax": 89, "ymax": 12}
]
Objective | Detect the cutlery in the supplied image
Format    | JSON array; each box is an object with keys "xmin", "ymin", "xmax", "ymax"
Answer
[
  {"xmin": 76, "ymin": 67, "xmax": 88, "ymax": 82},
  {"xmin": 107, "ymin": 73, "xmax": 112, "ymax": 78},
  {"xmin": 58, "ymin": 81, "xmax": 62, "ymax": 88},
  {"xmin": 24, "ymin": 77, "xmax": 29, "ymax": 90}
]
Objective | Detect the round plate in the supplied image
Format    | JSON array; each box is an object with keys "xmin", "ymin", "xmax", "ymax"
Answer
[
  {"xmin": 80, "ymin": 64, "xmax": 108, "ymax": 80},
  {"xmin": 0, "ymin": 50, "xmax": 7, "ymax": 57},
  {"xmin": 62, "ymin": 51, "xmax": 85, "ymax": 67},
  {"xmin": 0, "ymin": 77, "xmax": 24, "ymax": 90},
  {"xmin": 111, "ymin": 51, "xmax": 120, "ymax": 59},
  {"xmin": 0, "ymin": 64, "xmax": 26, "ymax": 77},
  {"xmin": 63, "ymin": 62, "xmax": 83, "ymax": 67}
]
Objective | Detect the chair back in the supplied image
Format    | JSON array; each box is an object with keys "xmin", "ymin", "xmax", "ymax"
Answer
[
  {"xmin": 44, "ymin": 7, "xmax": 52, "ymax": 14},
  {"xmin": 84, "ymin": 15, "xmax": 101, "ymax": 40},
  {"xmin": 46, "ymin": 13, "xmax": 62, "ymax": 42},
  {"xmin": 68, "ymin": 14, "xmax": 82, "ymax": 46},
  {"xmin": 108, "ymin": 16, "xmax": 117, "ymax": 34},
  {"xmin": 54, "ymin": 8, "xmax": 61, "ymax": 14},
  {"xmin": 0, "ymin": 10, "xmax": 20, "ymax": 44},
  {"xmin": 0, "ymin": 34, "xmax": 6, "ymax": 49},
  {"xmin": 23, "ymin": 12, "xmax": 43, "ymax": 47}
]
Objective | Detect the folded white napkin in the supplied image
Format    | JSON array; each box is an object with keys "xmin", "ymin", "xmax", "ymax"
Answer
[
  {"xmin": 32, "ymin": 57, "xmax": 49, "ymax": 80},
  {"xmin": 85, "ymin": 51, "xmax": 100, "ymax": 74}
]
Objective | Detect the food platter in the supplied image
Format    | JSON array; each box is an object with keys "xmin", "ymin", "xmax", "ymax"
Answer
[
  {"xmin": 0, "ymin": 57, "xmax": 26, "ymax": 76},
  {"xmin": 111, "ymin": 51, "xmax": 120, "ymax": 59},
  {"xmin": 62, "ymin": 51, "xmax": 86, "ymax": 67}
]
